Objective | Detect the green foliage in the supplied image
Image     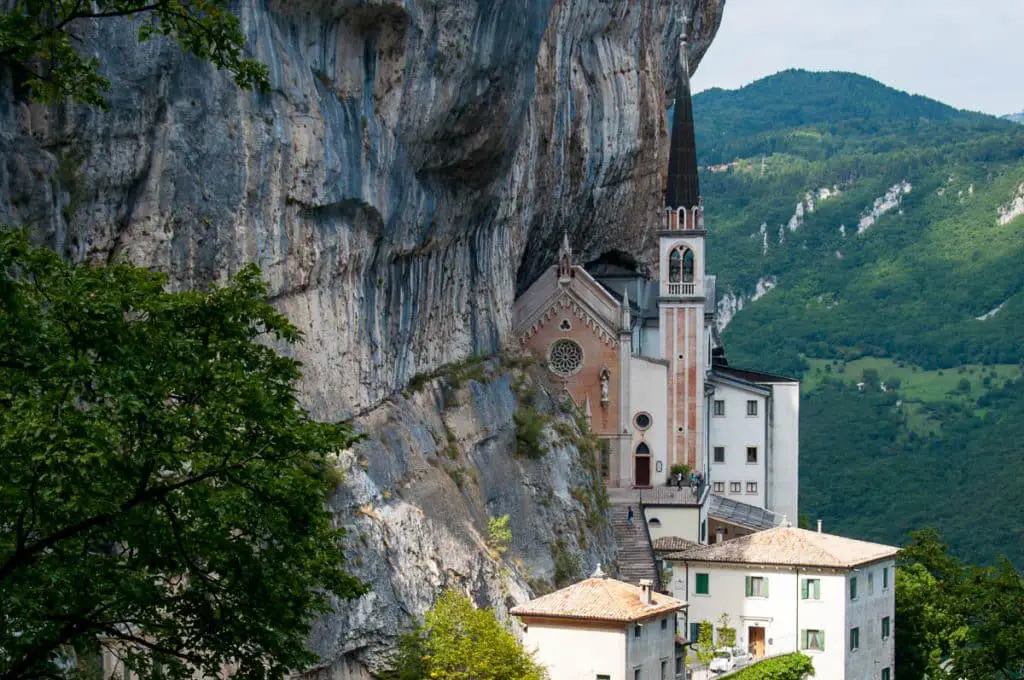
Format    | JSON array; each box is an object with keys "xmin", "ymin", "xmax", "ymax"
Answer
[
  {"xmin": 487, "ymin": 515, "xmax": 512, "ymax": 555},
  {"xmin": 696, "ymin": 70, "xmax": 1024, "ymax": 566},
  {"xmin": 897, "ymin": 529, "xmax": 1024, "ymax": 680},
  {"xmin": 550, "ymin": 539, "xmax": 580, "ymax": 588},
  {"xmin": 716, "ymin": 614, "xmax": 737, "ymax": 649},
  {"xmin": 386, "ymin": 591, "xmax": 546, "ymax": 680},
  {"xmin": 0, "ymin": 1, "xmax": 270, "ymax": 107},
  {"xmin": 513, "ymin": 404, "xmax": 550, "ymax": 460},
  {"xmin": 0, "ymin": 231, "xmax": 366, "ymax": 680},
  {"xmin": 724, "ymin": 653, "xmax": 815, "ymax": 679},
  {"xmin": 669, "ymin": 463, "xmax": 691, "ymax": 479},
  {"xmin": 691, "ymin": 620, "xmax": 716, "ymax": 668}
]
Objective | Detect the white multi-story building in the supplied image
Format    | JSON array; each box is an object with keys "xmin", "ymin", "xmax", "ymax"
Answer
[
  {"xmin": 511, "ymin": 571, "xmax": 687, "ymax": 680},
  {"xmin": 663, "ymin": 526, "xmax": 898, "ymax": 679}
]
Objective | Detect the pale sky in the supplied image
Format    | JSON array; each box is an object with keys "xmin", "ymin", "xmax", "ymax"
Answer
[{"xmin": 692, "ymin": 0, "xmax": 1024, "ymax": 116}]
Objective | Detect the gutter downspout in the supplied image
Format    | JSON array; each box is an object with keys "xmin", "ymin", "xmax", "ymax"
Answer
[
  {"xmin": 765, "ymin": 389, "xmax": 772, "ymax": 512},
  {"xmin": 795, "ymin": 567, "xmax": 800, "ymax": 656}
]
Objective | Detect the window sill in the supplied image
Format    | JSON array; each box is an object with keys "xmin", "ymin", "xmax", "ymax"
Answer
[{"xmin": 746, "ymin": 462, "xmax": 760, "ymax": 466}]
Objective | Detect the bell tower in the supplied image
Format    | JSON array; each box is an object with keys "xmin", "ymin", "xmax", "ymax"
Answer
[{"xmin": 660, "ymin": 14, "xmax": 708, "ymax": 474}]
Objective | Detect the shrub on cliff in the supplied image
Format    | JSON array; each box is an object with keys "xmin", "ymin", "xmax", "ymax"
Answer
[{"xmin": 0, "ymin": 231, "xmax": 366, "ymax": 680}]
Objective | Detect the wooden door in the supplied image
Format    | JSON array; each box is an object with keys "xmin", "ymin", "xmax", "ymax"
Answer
[
  {"xmin": 635, "ymin": 456, "xmax": 651, "ymax": 487},
  {"xmin": 748, "ymin": 626, "xmax": 765, "ymax": 658}
]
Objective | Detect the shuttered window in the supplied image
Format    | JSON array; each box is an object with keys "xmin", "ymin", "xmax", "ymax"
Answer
[
  {"xmin": 745, "ymin": 576, "xmax": 769, "ymax": 597},
  {"xmin": 801, "ymin": 578, "xmax": 821, "ymax": 600},
  {"xmin": 695, "ymin": 573, "xmax": 709, "ymax": 595}
]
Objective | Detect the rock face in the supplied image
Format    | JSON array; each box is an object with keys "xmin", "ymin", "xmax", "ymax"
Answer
[{"xmin": 0, "ymin": 0, "xmax": 725, "ymax": 676}]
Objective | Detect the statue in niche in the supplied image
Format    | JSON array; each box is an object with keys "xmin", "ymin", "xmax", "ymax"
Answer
[{"xmin": 599, "ymin": 366, "xmax": 611, "ymax": 405}]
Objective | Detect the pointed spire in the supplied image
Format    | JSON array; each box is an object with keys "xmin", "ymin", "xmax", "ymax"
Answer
[
  {"xmin": 620, "ymin": 289, "xmax": 631, "ymax": 331},
  {"xmin": 558, "ymin": 231, "xmax": 573, "ymax": 281},
  {"xmin": 666, "ymin": 12, "xmax": 701, "ymax": 211},
  {"xmin": 583, "ymin": 395, "xmax": 593, "ymax": 424}
]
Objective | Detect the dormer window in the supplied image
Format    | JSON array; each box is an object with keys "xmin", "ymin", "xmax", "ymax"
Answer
[{"xmin": 668, "ymin": 247, "xmax": 695, "ymax": 284}]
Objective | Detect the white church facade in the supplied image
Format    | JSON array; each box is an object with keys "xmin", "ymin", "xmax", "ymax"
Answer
[{"xmin": 511, "ymin": 32, "xmax": 800, "ymax": 533}]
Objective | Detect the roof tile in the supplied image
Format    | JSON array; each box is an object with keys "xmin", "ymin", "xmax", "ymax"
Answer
[{"xmin": 511, "ymin": 577, "xmax": 686, "ymax": 623}]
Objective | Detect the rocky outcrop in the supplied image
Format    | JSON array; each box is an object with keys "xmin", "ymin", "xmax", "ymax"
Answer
[
  {"xmin": 0, "ymin": 0, "xmax": 725, "ymax": 676},
  {"xmin": 310, "ymin": 359, "xmax": 614, "ymax": 676}
]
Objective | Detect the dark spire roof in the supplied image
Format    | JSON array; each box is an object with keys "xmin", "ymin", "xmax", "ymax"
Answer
[{"xmin": 665, "ymin": 46, "xmax": 700, "ymax": 210}]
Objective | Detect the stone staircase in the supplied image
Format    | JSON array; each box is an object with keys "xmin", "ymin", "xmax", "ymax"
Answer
[{"xmin": 609, "ymin": 503, "xmax": 661, "ymax": 589}]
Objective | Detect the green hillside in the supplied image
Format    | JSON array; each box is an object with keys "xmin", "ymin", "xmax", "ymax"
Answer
[{"xmin": 694, "ymin": 70, "xmax": 1024, "ymax": 565}]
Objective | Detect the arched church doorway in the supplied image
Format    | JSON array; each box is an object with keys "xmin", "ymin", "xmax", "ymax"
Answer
[{"xmin": 634, "ymin": 443, "xmax": 651, "ymax": 487}]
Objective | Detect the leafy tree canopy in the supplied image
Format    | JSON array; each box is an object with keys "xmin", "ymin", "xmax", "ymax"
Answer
[
  {"xmin": 387, "ymin": 591, "xmax": 546, "ymax": 680},
  {"xmin": 897, "ymin": 529, "xmax": 1024, "ymax": 680},
  {"xmin": 0, "ymin": 0, "xmax": 270, "ymax": 107},
  {"xmin": 0, "ymin": 231, "xmax": 366, "ymax": 680}
]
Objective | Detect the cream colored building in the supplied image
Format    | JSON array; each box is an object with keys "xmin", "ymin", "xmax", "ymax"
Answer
[
  {"xmin": 511, "ymin": 571, "xmax": 688, "ymax": 680},
  {"xmin": 663, "ymin": 526, "xmax": 898, "ymax": 679}
]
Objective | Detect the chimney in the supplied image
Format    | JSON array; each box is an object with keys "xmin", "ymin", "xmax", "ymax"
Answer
[
  {"xmin": 639, "ymin": 579, "xmax": 654, "ymax": 605},
  {"xmin": 715, "ymin": 527, "xmax": 725, "ymax": 544},
  {"xmin": 817, "ymin": 519, "xmax": 823, "ymax": 534}
]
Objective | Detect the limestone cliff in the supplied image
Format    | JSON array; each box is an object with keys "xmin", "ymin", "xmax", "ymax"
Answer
[{"xmin": 0, "ymin": 0, "xmax": 725, "ymax": 676}]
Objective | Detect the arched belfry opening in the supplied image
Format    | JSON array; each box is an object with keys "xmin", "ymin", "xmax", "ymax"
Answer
[{"xmin": 668, "ymin": 247, "xmax": 695, "ymax": 283}]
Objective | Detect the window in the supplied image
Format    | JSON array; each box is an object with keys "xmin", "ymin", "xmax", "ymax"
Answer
[
  {"xmin": 883, "ymin": 566, "xmax": 889, "ymax": 590},
  {"xmin": 801, "ymin": 578, "xmax": 821, "ymax": 600},
  {"xmin": 713, "ymin": 481, "xmax": 725, "ymax": 493},
  {"xmin": 634, "ymin": 412, "xmax": 652, "ymax": 430},
  {"xmin": 559, "ymin": 318, "xmax": 572, "ymax": 331},
  {"xmin": 660, "ymin": 661, "xmax": 668, "ymax": 680},
  {"xmin": 745, "ymin": 576, "xmax": 769, "ymax": 597},
  {"xmin": 600, "ymin": 440, "xmax": 610, "ymax": 479},
  {"xmin": 713, "ymin": 446, "xmax": 725, "ymax": 463},
  {"xmin": 634, "ymin": 669, "xmax": 641, "ymax": 680},
  {"xmin": 850, "ymin": 576, "xmax": 858, "ymax": 600},
  {"xmin": 747, "ymin": 400, "xmax": 758, "ymax": 416},
  {"xmin": 801, "ymin": 629, "xmax": 825, "ymax": 651},
  {"xmin": 689, "ymin": 623, "xmax": 700, "ymax": 641},
  {"xmin": 713, "ymin": 399, "xmax": 725, "ymax": 416},
  {"xmin": 661, "ymin": 618, "xmax": 668, "ymax": 630},
  {"xmin": 636, "ymin": 442, "xmax": 650, "ymax": 456},
  {"xmin": 548, "ymin": 339, "xmax": 584, "ymax": 377},
  {"xmin": 882, "ymin": 616, "xmax": 891, "ymax": 639},
  {"xmin": 695, "ymin": 573, "xmax": 709, "ymax": 595},
  {"xmin": 746, "ymin": 446, "xmax": 758, "ymax": 464},
  {"xmin": 597, "ymin": 676, "xmax": 611, "ymax": 680},
  {"xmin": 676, "ymin": 656, "xmax": 684, "ymax": 676},
  {"xmin": 868, "ymin": 571, "xmax": 875, "ymax": 594},
  {"xmin": 634, "ymin": 625, "xmax": 642, "ymax": 638},
  {"xmin": 729, "ymin": 482, "xmax": 741, "ymax": 493},
  {"xmin": 746, "ymin": 482, "xmax": 758, "ymax": 494},
  {"xmin": 668, "ymin": 247, "xmax": 695, "ymax": 283},
  {"xmin": 850, "ymin": 627, "xmax": 860, "ymax": 651},
  {"xmin": 882, "ymin": 669, "xmax": 891, "ymax": 680}
]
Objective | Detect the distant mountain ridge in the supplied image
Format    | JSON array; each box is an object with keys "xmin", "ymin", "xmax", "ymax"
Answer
[
  {"xmin": 692, "ymin": 70, "xmax": 1024, "ymax": 565},
  {"xmin": 1004, "ymin": 111, "xmax": 1024, "ymax": 124}
]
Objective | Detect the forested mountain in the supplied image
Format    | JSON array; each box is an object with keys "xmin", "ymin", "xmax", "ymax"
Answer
[
  {"xmin": 1004, "ymin": 111, "xmax": 1024, "ymax": 124},
  {"xmin": 694, "ymin": 70, "xmax": 1024, "ymax": 565}
]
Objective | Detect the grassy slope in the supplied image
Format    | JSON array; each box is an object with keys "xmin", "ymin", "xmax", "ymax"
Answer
[{"xmin": 694, "ymin": 71, "xmax": 1024, "ymax": 564}]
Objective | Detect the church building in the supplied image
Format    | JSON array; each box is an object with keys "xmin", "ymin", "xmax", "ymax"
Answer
[{"xmin": 512, "ymin": 26, "xmax": 800, "ymax": 535}]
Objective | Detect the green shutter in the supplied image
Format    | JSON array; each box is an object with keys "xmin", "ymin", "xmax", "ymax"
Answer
[
  {"xmin": 815, "ymin": 580, "xmax": 821, "ymax": 599},
  {"xmin": 763, "ymin": 578, "xmax": 769, "ymax": 597},
  {"xmin": 745, "ymin": 576, "xmax": 752, "ymax": 596},
  {"xmin": 883, "ymin": 567, "xmax": 889, "ymax": 589},
  {"xmin": 801, "ymin": 579, "xmax": 809, "ymax": 599},
  {"xmin": 820, "ymin": 630, "xmax": 825, "ymax": 649},
  {"xmin": 696, "ymin": 573, "xmax": 709, "ymax": 594},
  {"xmin": 800, "ymin": 630, "xmax": 807, "ymax": 649}
]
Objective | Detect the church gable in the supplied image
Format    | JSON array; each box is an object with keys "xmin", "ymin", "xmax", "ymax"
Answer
[{"xmin": 516, "ymin": 290, "xmax": 619, "ymax": 348}]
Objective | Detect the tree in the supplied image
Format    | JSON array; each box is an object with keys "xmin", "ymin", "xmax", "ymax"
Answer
[
  {"xmin": 690, "ymin": 620, "xmax": 716, "ymax": 670},
  {"xmin": 897, "ymin": 529, "xmax": 1024, "ymax": 680},
  {"xmin": 387, "ymin": 591, "xmax": 546, "ymax": 680},
  {"xmin": 0, "ymin": 1, "xmax": 269, "ymax": 107},
  {"xmin": 486, "ymin": 515, "xmax": 512, "ymax": 556},
  {"xmin": 0, "ymin": 231, "xmax": 366, "ymax": 680},
  {"xmin": 716, "ymin": 613, "xmax": 737, "ymax": 649}
]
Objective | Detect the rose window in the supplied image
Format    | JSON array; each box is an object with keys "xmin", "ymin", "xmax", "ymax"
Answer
[{"xmin": 548, "ymin": 339, "xmax": 584, "ymax": 377}]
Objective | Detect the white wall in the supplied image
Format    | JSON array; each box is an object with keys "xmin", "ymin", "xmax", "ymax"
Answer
[
  {"xmin": 645, "ymin": 506, "xmax": 702, "ymax": 543},
  {"xmin": 845, "ymin": 560, "xmax": 897, "ymax": 680},
  {"xmin": 640, "ymin": 326, "xmax": 661, "ymax": 360},
  {"xmin": 521, "ymin": 622, "xmax": 626, "ymax": 680},
  {"xmin": 767, "ymin": 382, "xmax": 800, "ymax": 522},
  {"xmin": 667, "ymin": 561, "xmax": 862, "ymax": 679},
  {"xmin": 630, "ymin": 356, "xmax": 669, "ymax": 485},
  {"xmin": 626, "ymin": 612, "xmax": 679, "ymax": 680},
  {"xmin": 708, "ymin": 383, "xmax": 767, "ymax": 508}
]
